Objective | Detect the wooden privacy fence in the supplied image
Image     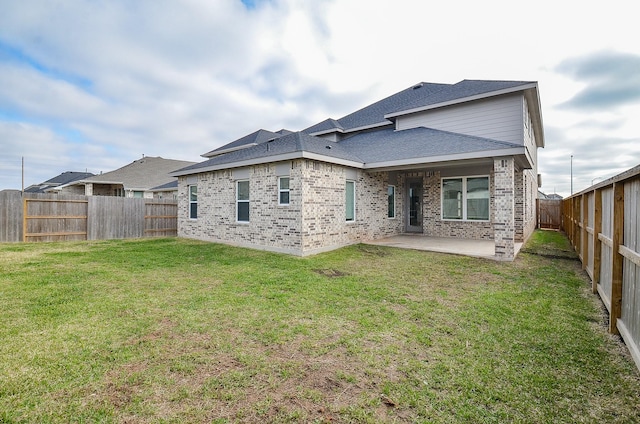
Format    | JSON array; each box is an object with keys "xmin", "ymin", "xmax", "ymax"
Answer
[
  {"xmin": 0, "ymin": 191, "xmax": 177, "ymax": 243},
  {"xmin": 563, "ymin": 164, "xmax": 640, "ymax": 373},
  {"xmin": 537, "ymin": 198, "xmax": 562, "ymax": 229}
]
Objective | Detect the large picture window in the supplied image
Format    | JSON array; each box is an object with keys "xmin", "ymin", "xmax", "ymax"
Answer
[
  {"xmin": 346, "ymin": 180, "xmax": 355, "ymax": 222},
  {"xmin": 188, "ymin": 185, "xmax": 197, "ymax": 219},
  {"xmin": 442, "ymin": 176, "xmax": 489, "ymax": 221},
  {"xmin": 278, "ymin": 177, "xmax": 290, "ymax": 205},
  {"xmin": 237, "ymin": 180, "xmax": 250, "ymax": 222}
]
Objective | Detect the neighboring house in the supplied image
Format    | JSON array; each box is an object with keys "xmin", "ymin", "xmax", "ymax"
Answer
[
  {"xmin": 171, "ymin": 80, "xmax": 545, "ymax": 260},
  {"xmin": 24, "ymin": 171, "xmax": 95, "ymax": 193},
  {"xmin": 57, "ymin": 156, "xmax": 196, "ymax": 198},
  {"xmin": 538, "ymin": 191, "xmax": 563, "ymax": 200},
  {"xmin": 149, "ymin": 180, "xmax": 179, "ymax": 200}
]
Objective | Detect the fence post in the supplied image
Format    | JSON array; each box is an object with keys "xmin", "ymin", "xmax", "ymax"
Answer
[
  {"xmin": 581, "ymin": 194, "xmax": 588, "ymax": 266},
  {"xmin": 22, "ymin": 196, "xmax": 27, "ymax": 242},
  {"xmin": 592, "ymin": 188, "xmax": 602, "ymax": 294},
  {"xmin": 609, "ymin": 182, "xmax": 624, "ymax": 334}
]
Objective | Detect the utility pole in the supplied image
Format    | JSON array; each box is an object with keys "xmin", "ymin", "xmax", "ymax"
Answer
[
  {"xmin": 21, "ymin": 156, "xmax": 24, "ymax": 195},
  {"xmin": 570, "ymin": 155, "xmax": 573, "ymax": 195}
]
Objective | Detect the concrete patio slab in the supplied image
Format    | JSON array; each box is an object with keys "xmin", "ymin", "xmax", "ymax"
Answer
[{"xmin": 364, "ymin": 234, "xmax": 523, "ymax": 260}]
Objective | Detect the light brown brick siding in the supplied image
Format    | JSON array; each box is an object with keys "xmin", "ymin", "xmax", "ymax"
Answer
[{"xmin": 178, "ymin": 158, "xmax": 531, "ymax": 258}]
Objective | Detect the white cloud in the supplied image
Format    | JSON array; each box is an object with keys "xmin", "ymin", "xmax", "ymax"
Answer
[{"xmin": 0, "ymin": 0, "xmax": 639, "ymax": 196}]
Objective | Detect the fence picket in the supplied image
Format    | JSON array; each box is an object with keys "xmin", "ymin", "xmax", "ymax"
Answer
[
  {"xmin": 563, "ymin": 165, "xmax": 640, "ymax": 373},
  {"xmin": 0, "ymin": 192, "xmax": 177, "ymax": 242}
]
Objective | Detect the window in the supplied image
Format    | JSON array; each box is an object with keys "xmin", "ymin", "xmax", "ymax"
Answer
[
  {"xmin": 278, "ymin": 177, "xmax": 290, "ymax": 205},
  {"xmin": 345, "ymin": 180, "xmax": 355, "ymax": 222},
  {"xmin": 189, "ymin": 185, "xmax": 197, "ymax": 219},
  {"xmin": 133, "ymin": 191, "xmax": 144, "ymax": 198},
  {"xmin": 387, "ymin": 185, "xmax": 395, "ymax": 218},
  {"xmin": 237, "ymin": 180, "xmax": 249, "ymax": 222},
  {"xmin": 442, "ymin": 176, "xmax": 489, "ymax": 221}
]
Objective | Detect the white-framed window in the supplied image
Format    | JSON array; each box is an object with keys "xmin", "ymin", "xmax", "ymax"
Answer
[
  {"xmin": 188, "ymin": 185, "xmax": 198, "ymax": 219},
  {"xmin": 442, "ymin": 176, "xmax": 489, "ymax": 221},
  {"xmin": 278, "ymin": 177, "xmax": 290, "ymax": 206},
  {"xmin": 387, "ymin": 185, "xmax": 395, "ymax": 218},
  {"xmin": 346, "ymin": 180, "xmax": 355, "ymax": 222},
  {"xmin": 236, "ymin": 180, "xmax": 250, "ymax": 222}
]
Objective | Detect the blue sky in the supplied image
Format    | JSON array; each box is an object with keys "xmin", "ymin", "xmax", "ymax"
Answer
[{"xmin": 0, "ymin": 0, "xmax": 638, "ymax": 196}]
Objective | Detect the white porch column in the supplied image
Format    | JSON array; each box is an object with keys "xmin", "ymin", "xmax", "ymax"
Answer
[
  {"xmin": 493, "ymin": 157, "xmax": 515, "ymax": 260},
  {"xmin": 84, "ymin": 183, "xmax": 93, "ymax": 196}
]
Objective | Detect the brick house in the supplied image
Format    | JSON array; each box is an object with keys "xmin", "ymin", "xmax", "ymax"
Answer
[{"xmin": 170, "ymin": 80, "xmax": 545, "ymax": 260}]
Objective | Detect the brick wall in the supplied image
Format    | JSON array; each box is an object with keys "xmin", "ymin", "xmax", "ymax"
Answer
[
  {"xmin": 422, "ymin": 171, "xmax": 494, "ymax": 240},
  {"xmin": 492, "ymin": 158, "xmax": 515, "ymax": 259},
  {"xmin": 178, "ymin": 157, "xmax": 529, "ymax": 259},
  {"xmin": 178, "ymin": 159, "xmax": 401, "ymax": 255}
]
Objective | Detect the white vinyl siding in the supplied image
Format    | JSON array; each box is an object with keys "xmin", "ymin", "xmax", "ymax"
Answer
[{"xmin": 396, "ymin": 94, "xmax": 524, "ymax": 145}]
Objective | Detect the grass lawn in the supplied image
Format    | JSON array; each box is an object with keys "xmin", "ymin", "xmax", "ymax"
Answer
[{"xmin": 1, "ymin": 230, "xmax": 639, "ymax": 423}]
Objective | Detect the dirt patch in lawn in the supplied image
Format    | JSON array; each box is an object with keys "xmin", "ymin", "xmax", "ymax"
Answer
[{"xmin": 93, "ymin": 326, "xmax": 408, "ymax": 423}]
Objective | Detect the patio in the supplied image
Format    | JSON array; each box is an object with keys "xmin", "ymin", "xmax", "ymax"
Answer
[{"xmin": 364, "ymin": 234, "xmax": 523, "ymax": 260}]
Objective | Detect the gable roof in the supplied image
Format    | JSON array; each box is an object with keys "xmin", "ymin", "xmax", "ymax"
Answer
[
  {"xmin": 173, "ymin": 78, "xmax": 543, "ymax": 177},
  {"xmin": 171, "ymin": 127, "xmax": 526, "ymax": 176},
  {"xmin": 173, "ymin": 132, "xmax": 365, "ymax": 175},
  {"xmin": 201, "ymin": 129, "xmax": 287, "ymax": 158},
  {"xmin": 304, "ymin": 82, "xmax": 451, "ymax": 135},
  {"xmin": 73, "ymin": 157, "xmax": 196, "ymax": 191},
  {"xmin": 25, "ymin": 171, "xmax": 95, "ymax": 193},
  {"xmin": 303, "ymin": 80, "xmax": 538, "ymax": 136}
]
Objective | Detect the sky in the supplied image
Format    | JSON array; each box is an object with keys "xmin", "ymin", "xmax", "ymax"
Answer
[{"xmin": 0, "ymin": 0, "xmax": 638, "ymax": 197}]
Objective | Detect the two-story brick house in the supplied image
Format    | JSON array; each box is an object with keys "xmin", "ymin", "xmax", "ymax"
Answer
[{"xmin": 170, "ymin": 80, "xmax": 545, "ymax": 260}]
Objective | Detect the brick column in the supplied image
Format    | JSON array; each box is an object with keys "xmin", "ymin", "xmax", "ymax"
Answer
[{"xmin": 493, "ymin": 158, "xmax": 515, "ymax": 260}]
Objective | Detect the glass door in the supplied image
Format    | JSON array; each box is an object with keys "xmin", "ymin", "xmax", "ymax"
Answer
[{"xmin": 406, "ymin": 180, "xmax": 423, "ymax": 233}]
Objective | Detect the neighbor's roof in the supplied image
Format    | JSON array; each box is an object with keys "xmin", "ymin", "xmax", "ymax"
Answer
[
  {"xmin": 171, "ymin": 127, "xmax": 526, "ymax": 176},
  {"xmin": 24, "ymin": 171, "xmax": 95, "ymax": 193},
  {"xmin": 74, "ymin": 157, "xmax": 196, "ymax": 191}
]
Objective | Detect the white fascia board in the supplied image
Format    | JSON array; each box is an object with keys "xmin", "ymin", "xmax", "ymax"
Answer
[
  {"xmin": 170, "ymin": 152, "xmax": 364, "ymax": 176},
  {"xmin": 384, "ymin": 83, "xmax": 539, "ymax": 119},
  {"xmin": 81, "ymin": 180, "xmax": 125, "ymax": 185},
  {"xmin": 362, "ymin": 147, "xmax": 526, "ymax": 170},
  {"xmin": 524, "ymin": 87, "xmax": 545, "ymax": 148},
  {"xmin": 201, "ymin": 143, "xmax": 257, "ymax": 158}
]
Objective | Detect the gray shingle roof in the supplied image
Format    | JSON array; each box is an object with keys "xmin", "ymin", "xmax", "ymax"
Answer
[
  {"xmin": 173, "ymin": 79, "xmax": 537, "ymax": 176},
  {"xmin": 339, "ymin": 127, "xmax": 522, "ymax": 165},
  {"xmin": 304, "ymin": 80, "xmax": 534, "ymax": 134},
  {"xmin": 173, "ymin": 127, "xmax": 524, "ymax": 175},
  {"xmin": 24, "ymin": 171, "xmax": 95, "ymax": 193},
  {"xmin": 175, "ymin": 132, "xmax": 364, "ymax": 174},
  {"xmin": 202, "ymin": 129, "xmax": 282, "ymax": 157}
]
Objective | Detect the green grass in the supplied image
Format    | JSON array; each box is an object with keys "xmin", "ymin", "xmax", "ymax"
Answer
[{"xmin": 1, "ymin": 231, "xmax": 639, "ymax": 423}]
